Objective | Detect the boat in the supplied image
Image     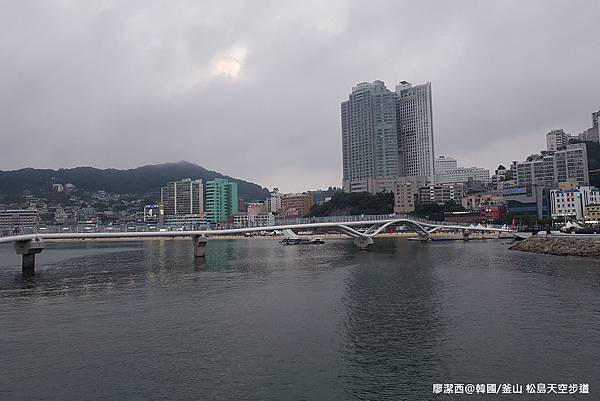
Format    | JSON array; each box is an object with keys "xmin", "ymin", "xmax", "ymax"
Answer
[{"xmin": 280, "ymin": 237, "xmax": 324, "ymax": 245}]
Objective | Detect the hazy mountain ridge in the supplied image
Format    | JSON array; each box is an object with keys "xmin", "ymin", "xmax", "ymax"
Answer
[{"xmin": 0, "ymin": 161, "xmax": 270, "ymax": 201}]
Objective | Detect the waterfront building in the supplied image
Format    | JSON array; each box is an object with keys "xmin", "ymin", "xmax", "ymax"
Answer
[
  {"xmin": 205, "ymin": 179, "xmax": 239, "ymax": 223},
  {"xmin": 0, "ymin": 209, "xmax": 39, "ymax": 228},
  {"xmin": 280, "ymin": 193, "xmax": 314, "ymax": 217},
  {"xmin": 502, "ymin": 185, "xmax": 549, "ymax": 218},
  {"xmin": 341, "ymin": 80, "xmax": 435, "ymax": 193},
  {"xmin": 516, "ymin": 143, "xmax": 589, "ymax": 187},
  {"xmin": 163, "ymin": 214, "xmax": 208, "ymax": 227},
  {"xmin": 231, "ymin": 212, "xmax": 249, "ymax": 228},
  {"xmin": 251, "ymin": 213, "xmax": 275, "ymax": 227},
  {"xmin": 393, "ymin": 176, "xmax": 427, "ymax": 214},
  {"xmin": 160, "ymin": 179, "xmax": 203, "ymax": 216},
  {"xmin": 143, "ymin": 205, "xmax": 162, "ymax": 224},
  {"xmin": 584, "ymin": 204, "xmax": 600, "ymax": 221},
  {"xmin": 461, "ymin": 192, "xmax": 504, "ymax": 210},
  {"xmin": 549, "ymin": 186, "xmax": 600, "ymax": 221},
  {"xmin": 444, "ymin": 206, "xmax": 506, "ymax": 224},
  {"xmin": 418, "ymin": 183, "xmax": 463, "ymax": 205}
]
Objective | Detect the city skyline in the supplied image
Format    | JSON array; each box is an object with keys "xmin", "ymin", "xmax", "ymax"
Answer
[{"xmin": 0, "ymin": 1, "xmax": 599, "ymax": 193}]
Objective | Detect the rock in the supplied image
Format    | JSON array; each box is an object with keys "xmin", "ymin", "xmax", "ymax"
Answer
[{"xmin": 509, "ymin": 235, "xmax": 600, "ymax": 257}]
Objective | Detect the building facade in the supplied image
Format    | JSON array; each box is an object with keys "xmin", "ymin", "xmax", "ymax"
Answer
[
  {"xmin": 418, "ymin": 183, "xmax": 464, "ymax": 205},
  {"xmin": 396, "ymin": 81, "xmax": 435, "ymax": 182},
  {"xmin": 461, "ymin": 192, "xmax": 504, "ymax": 209},
  {"xmin": 436, "ymin": 166, "xmax": 491, "ymax": 184},
  {"xmin": 265, "ymin": 189, "xmax": 283, "ymax": 214},
  {"xmin": 546, "ymin": 129, "xmax": 569, "ymax": 151},
  {"xmin": 393, "ymin": 176, "xmax": 427, "ymax": 214},
  {"xmin": 205, "ymin": 179, "xmax": 239, "ymax": 223},
  {"xmin": 341, "ymin": 80, "xmax": 435, "ymax": 193},
  {"xmin": 280, "ymin": 193, "xmax": 314, "ymax": 217},
  {"xmin": 502, "ymin": 185, "xmax": 549, "ymax": 218},
  {"xmin": 516, "ymin": 143, "xmax": 589, "ymax": 187},
  {"xmin": 160, "ymin": 179, "xmax": 203, "ymax": 216},
  {"xmin": 0, "ymin": 209, "xmax": 39, "ymax": 228},
  {"xmin": 341, "ymin": 81, "xmax": 400, "ymax": 193},
  {"xmin": 550, "ymin": 186, "xmax": 600, "ymax": 221}
]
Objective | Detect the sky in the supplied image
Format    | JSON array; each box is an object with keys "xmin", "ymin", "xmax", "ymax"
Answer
[{"xmin": 1, "ymin": 0, "xmax": 599, "ymax": 192}]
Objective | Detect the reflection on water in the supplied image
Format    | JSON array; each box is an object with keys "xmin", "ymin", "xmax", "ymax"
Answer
[{"xmin": 1, "ymin": 239, "xmax": 599, "ymax": 400}]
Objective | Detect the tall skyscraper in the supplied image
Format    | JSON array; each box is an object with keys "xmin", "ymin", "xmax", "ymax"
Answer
[
  {"xmin": 341, "ymin": 81, "xmax": 399, "ymax": 193},
  {"xmin": 160, "ymin": 178, "xmax": 203, "ymax": 216},
  {"xmin": 205, "ymin": 178, "xmax": 239, "ymax": 223},
  {"xmin": 341, "ymin": 80, "xmax": 435, "ymax": 193},
  {"xmin": 396, "ymin": 81, "xmax": 435, "ymax": 182}
]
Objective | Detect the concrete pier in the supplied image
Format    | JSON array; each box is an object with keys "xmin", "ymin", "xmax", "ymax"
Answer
[
  {"xmin": 353, "ymin": 237, "xmax": 374, "ymax": 249},
  {"xmin": 14, "ymin": 239, "xmax": 45, "ymax": 275},
  {"xmin": 192, "ymin": 235, "xmax": 208, "ymax": 257}
]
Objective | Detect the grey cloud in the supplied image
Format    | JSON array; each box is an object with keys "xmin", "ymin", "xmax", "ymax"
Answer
[{"xmin": 0, "ymin": 0, "xmax": 599, "ymax": 191}]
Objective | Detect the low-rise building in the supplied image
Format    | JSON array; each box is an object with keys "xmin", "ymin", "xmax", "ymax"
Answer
[
  {"xmin": 0, "ymin": 209, "xmax": 39, "ymax": 228},
  {"xmin": 502, "ymin": 185, "xmax": 549, "ymax": 218},
  {"xmin": 584, "ymin": 204, "xmax": 600, "ymax": 221},
  {"xmin": 280, "ymin": 193, "xmax": 314, "ymax": 217},
  {"xmin": 435, "ymin": 166, "xmax": 491, "ymax": 184},
  {"xmin": 163, "ymin": 214, "xmax": 208, "ymax": 227},
  {"xmin": 462, "ymin": 192, "xmax": 504, "ymax": 209},
  {"xmin": 550, "ymin": 186, "xmax": 600, "ymax": 221},
  {"xmin": 231, "ymin": 212, "xmax": 249, "ymax": 228},
  {"xmin": 393, "ymin": 176, "xmax": 427, "ymax": 214},
  {"xmin": 250, "ymin": 213, "xmax": 275, "ymax": 227},
  {"xmin": 418, "ymin": 183, "xmax": 464, "ymax": 205}
]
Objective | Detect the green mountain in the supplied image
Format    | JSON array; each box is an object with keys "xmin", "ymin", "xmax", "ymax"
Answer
[{"xmin": 0, "ymin": 161, "xmax": 269, "ymax": 201}]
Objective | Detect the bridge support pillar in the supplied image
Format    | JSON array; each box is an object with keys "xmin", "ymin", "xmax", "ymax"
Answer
[
  {"xmin": 418, "ymin": 232, "xmax": 431, "ymax": 242},
  {"xmin": 353, "ymin": 236, "xmax": 374, "ymax": 249},
  {"xmin": 14, "ymin": 239, "xmax": 45, "ymax": 275},
  {"xmin": 462, "ymin": 229, "xmax": 471, "ymax": 241},
  {"xmin": 192, "ymin": 235, "xmax": 208, "ymax": 258}
]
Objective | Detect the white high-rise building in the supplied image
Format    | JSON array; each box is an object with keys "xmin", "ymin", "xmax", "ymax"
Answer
[
  {"xmin": 341, "ymin": 80, "xmax": 436, "ymax": 193},
  {"xmin": 341, "ymin": 81, "xmax": 400, "ymax": 193},
  {"xmin": 396, "ymin": 81, "xmax": 436, "ymax": 183}
]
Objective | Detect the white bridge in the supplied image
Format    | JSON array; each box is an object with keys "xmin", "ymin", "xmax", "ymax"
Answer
[{"xmin": 0, "ymin": 214, "xmax": 521, "ymax": 275}]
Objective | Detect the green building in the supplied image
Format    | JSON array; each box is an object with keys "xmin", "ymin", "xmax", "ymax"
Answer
[{"xmin": 205, "ymin": 179, "xmax": 239, "ymax": 223}]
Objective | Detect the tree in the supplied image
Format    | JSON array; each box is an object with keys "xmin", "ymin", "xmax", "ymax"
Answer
[{"xmin": 310, "ymin": 191, "xmax": 394, "ymax": 216}]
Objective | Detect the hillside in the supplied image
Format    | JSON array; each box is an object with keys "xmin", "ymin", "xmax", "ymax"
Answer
[{"xmin": 0, "ymin": 161, "xmax": 269, "ymax": 201}]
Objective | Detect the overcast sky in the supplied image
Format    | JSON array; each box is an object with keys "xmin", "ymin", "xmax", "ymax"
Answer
[{"xmin": 1, "ymin": 0, "xmax": 599, "ymax": 192}]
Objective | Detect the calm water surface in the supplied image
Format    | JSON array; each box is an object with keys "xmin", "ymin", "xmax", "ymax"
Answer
[{"xmin": 1, "ymin": 238, "xmax": 599, "ymax": 400}]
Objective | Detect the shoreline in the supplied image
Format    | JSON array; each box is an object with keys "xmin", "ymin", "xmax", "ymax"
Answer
[{"xmin": 510, "ymin": 234, "xmax": 600, "ymax": 257}]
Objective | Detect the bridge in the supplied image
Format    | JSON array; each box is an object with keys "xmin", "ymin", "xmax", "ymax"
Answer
[{"xmin": 0, "ymin": 214, "xmax": 521, "ymax": 275}]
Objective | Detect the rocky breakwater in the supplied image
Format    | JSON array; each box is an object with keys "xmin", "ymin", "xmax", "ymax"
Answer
[{"xmin": 510, "ymin": 234, "xmax": 600, "ymax": 257}]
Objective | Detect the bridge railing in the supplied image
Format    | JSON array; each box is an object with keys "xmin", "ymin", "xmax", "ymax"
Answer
[{"xmin": 0, "ymin": 214, "xmax": 510, "ymax": 238}]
